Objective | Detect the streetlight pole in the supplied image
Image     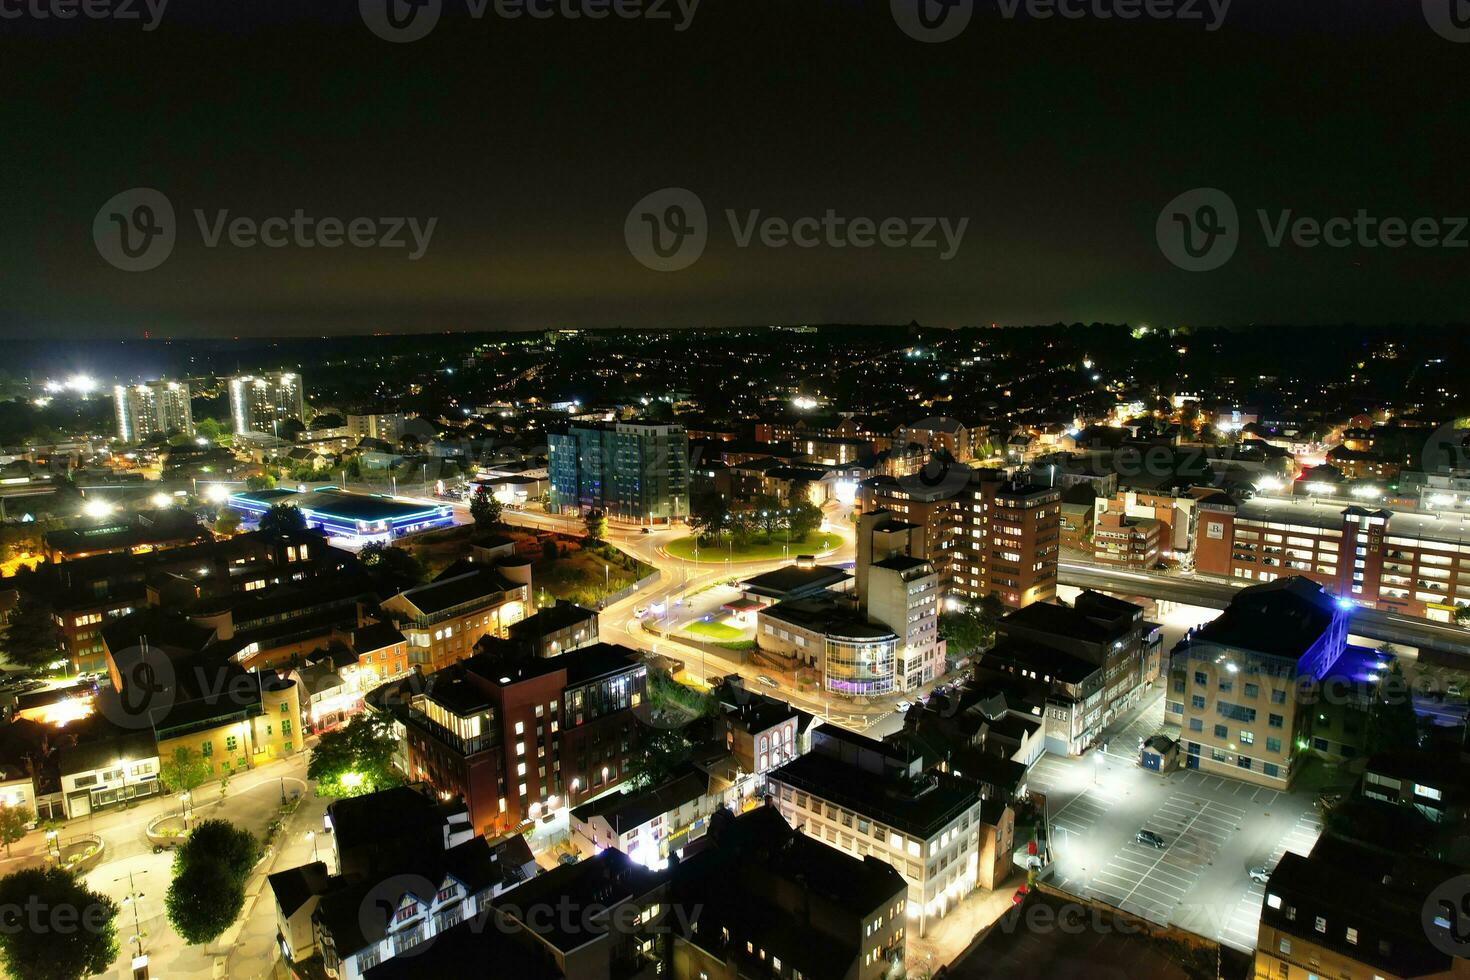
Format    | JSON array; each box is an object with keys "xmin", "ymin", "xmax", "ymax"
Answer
[{"xmin": 114, "ymin": 869, "xmax": 147, "ymax": 959}]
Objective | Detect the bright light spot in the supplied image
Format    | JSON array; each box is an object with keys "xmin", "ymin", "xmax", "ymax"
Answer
[
  {"xmin": 205, "ymin": 485, "xmax": 230, "ymax": 504},
  {"xmin": 791, "ymin": 396, "xmax": 819, "ymax": 410},
  {"xmin": 150, "ymin": 493, "xmax": 173, "ymax": 508},
  {"xmin": 1335, "ymin": 597, "xmax": 1356, "ymax": 611},
  {"xmin": 1306, "ymin": 482, "xmax": 1337, "ymax": 495},
  {"xmin": 67, "ymin": 374, "xmax": 96, "ymax": 394},
  {"xmin": 195, "ymin": 437, "xmax": 209, "ymax": 446},
  {"xmin": 43, "ymin": 380, "xmax": 64, "ymax": 394},
  {"xmin": 340, "ymin": 771, "xmax": 364, "ymax": 789},
  {"xmin": 1429, "ymin": 494, "xmax": 1457, "ymax": 508},
  {"xmin": 1255, "ymin": 476, "xmax": 1284, "ymax": 493},
  {"xmin": 1350, "ymin": 485, "xmax": 1381, "ymax": 500},
  {"xmin": 82, "ymin": 500, "xmax": 113, "ymax": 519}
]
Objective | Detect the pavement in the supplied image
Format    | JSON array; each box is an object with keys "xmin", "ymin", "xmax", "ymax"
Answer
[
  {"xmin": 64, "ymin": 755, "xmax": 310, "ymax": 980},
  {"xmin": 1027, "ymin": 696, "xmax": 1338, "ymax": 955}
]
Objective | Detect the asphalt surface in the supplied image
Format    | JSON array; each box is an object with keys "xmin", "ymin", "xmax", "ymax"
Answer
[{"xmin": 1030, "ymin": 697, "xmax": 1326, "ymax": 954}]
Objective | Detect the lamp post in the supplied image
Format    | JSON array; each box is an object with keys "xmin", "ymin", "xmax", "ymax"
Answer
[{"xmin": 114, "ymin": 869, "xmax": 147, "ymax": 959}]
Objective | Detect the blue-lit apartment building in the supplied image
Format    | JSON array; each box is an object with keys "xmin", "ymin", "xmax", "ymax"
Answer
[
  {"xmin": 1167, "ymin": 576, "xmax": 1356, "ymax": 788},
  {"xmin": 546, "ymin": 421, "xmax": 689, "ymax": 524},
  {"xmin": 229, "ymin": 487, "xmax": 455, "ymax": 545}
]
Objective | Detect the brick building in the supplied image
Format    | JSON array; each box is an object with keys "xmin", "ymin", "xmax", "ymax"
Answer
[{"xmin": 386, "ymin": 642, "xmax": 649, "ymax": 837}]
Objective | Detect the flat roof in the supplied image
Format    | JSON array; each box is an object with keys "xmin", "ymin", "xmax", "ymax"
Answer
[
  {"xmin": 768, "ymin": 749, "xmax": 977, "ymax": 840},
  {"xmin": 762, "ymin": 597, "xmax": 896, "ymax": 641},
  {"xmin": 230, "ymin": 487, "xmax": 450, "ymax": 525},
  {"xmin": 1238, "ymin": 494, "xmax": 1470, "ymax": 547},
  {"xmin": 742, "ymin": 563, "xmax": 852, "ymax": 599}
]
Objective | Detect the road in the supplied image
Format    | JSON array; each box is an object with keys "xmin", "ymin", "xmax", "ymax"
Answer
[{"xmin": 1058, "ymin": 558, "xmax": 1470, "ymax": 658}]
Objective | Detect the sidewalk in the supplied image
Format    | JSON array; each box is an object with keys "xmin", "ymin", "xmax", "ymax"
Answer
[{"xmin": 222, "ymin": 788, "xmax": 332, "ymax": 979}]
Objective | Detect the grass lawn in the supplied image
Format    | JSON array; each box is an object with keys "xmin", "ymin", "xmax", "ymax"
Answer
[
  {"xmin": 664, "ymin": 531, "xmax": 841, "ymax": 563},
  {"xmin": 680, "ymin": 618, "xmax": 747, "ymax": 641}
]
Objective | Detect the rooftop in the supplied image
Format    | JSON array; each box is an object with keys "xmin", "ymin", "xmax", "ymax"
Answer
[
  {"xmin": 741, "ymin": 563, "xmax": 852, "ymax": 600},
  {"xmin": 1187, "ymin": 576, "xmax": 1341, "ymax": 661},
  {"xmin": 767, "ymin": 745, "xmax": 977, "ymax": 840},
  {"xmin": 230, "ymin": 486, "xmax": 452, "ymax": 525}
]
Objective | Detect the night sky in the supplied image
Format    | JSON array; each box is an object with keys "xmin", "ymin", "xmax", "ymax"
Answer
[{"xmin": 1, "ymin": 0, "xmax": 1465, "ymax": 339}]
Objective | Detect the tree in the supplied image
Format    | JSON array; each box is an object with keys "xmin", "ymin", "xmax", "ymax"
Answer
[
  {"xmin": 0, "ymin": 802, "xmax": 30, "ymax": 856},
  {"xmin": 358, "ymin": 542, "xmax": 425, "ymax": 593},
  {"xmin": 0, "ymin": 866, "xmax": 118, "ymax": 980},
  {"xmin": 307, "ymin": 715, "xmax": 402, "ymax": 797},
  {"xmin": 0, "ymin": 594, "xmax": 63, "ymax": 670},
  {"xmin": 688, "ymin": 492, "xmax": 730, "ymax": 542},
  {"xmin": 176, "ymin": 819, "xmax": 258, "ymax": 882},
  {"xmin": 583, "ymin": 508, "xmax": 608, "ymax": 542},
  {"xmin": 159, "ymin": 746, "xmax": 211, "ymax": 800},
  {"xmin": 625, "ymin": 728, "xmax": 692, "ymax": 791},
  {"xmin": 194, "ymin": 417, "xmax": 224, "ymax": 444},
  {"xmin": 787, "ymin": 499, "xmax": 823, "ymax": 541},
  {"xmin": 244, "ymin": 473, "xmax": 277, "ymax": 492},
  {"xmin": 257, "ymin": 502, "xmax": 307, "ymax": 536},
  {"xmin": 212, "ymin": 508, "xmax": 241, "ymax": 536},
  {"xmin": 541, "ymin": 537, "xmax": 559, "ymax": 562},
  {"xmin": 469, "ymin": 484, "xmax": 501, "ymax": 531},
  {"xmin": 1457, "ymin": 606, "xmax": 1470, "ymax": 627},
  {"xmin": 166, "ymin": 857, "xmax": 245, "ymax": 945},
  {"xmin": 938, "ymin": 612, "xmax": 987, "ymax": 656},
  {"xmin": 1366, "ymin": 660, "xmax": 1422, "ymax": 754}
]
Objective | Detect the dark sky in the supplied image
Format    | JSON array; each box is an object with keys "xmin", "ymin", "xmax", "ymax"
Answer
[{"xmin": 1, "ymin": 0, "xmax": 1465, "ymax": 339}]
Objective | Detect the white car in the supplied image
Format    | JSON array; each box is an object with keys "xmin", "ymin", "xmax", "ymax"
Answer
[
  {"xmin": 895, "ymin": 699, "xmax": 913, "ymax": 712},
  {"xmin": 633, "ymin": 606, "xmax": 648, "ymax": 618}
]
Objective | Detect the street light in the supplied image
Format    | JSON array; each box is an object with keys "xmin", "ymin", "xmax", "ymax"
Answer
[{"xmin": 113, "ymin": 869, "xmax": 148, "ymax": 957}]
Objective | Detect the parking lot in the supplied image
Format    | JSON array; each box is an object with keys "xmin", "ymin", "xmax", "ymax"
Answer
[{"xmin": 1035, "ymin": 743, "xmax": 1326, "ymax": 953}]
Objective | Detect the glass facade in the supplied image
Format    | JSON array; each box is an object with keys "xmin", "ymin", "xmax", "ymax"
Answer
[{"xmin": 825, "ymin": 634, "xmax": 898, "ymax": 696}]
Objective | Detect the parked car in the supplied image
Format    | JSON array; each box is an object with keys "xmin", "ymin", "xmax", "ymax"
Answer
[
  {"xmin": 633, "ymin": 606, "xmax": 648, "ymax": 618},
  {"xmin": 640, "ymin": 527, "xmax": 652, "ymax": 535},
  {"xmin": 557, "ymin": 852, "xmax": 579, "ymax": 866},
  {"xmin": 895, "ymin": 700, "xmax": 913, "ymax": 712},
  {"xmin": 1248, "ymin": 866, "xmax": 1270, "ymax": 884},
  {"xmin": 1135, "ymin": 829, "xmax": 1166, "ymax": 849},
  {"xmin": 757, "ymin": 674, "xmax": 778, "ymax": 688}
]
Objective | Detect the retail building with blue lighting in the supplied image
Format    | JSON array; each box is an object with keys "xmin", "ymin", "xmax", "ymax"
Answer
[{"xmin": 228, "ymin": 487, "xmax": 455, "ymax": 544}]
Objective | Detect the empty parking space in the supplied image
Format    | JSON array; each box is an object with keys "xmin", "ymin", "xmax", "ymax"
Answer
[
  {"xmin": 1211, "ymin": 810, "xmax": 1323, "ymax": 951},
  {"xmin": 1087, "ymin": 792, "xmax": 1246, "ymax": 925}
]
